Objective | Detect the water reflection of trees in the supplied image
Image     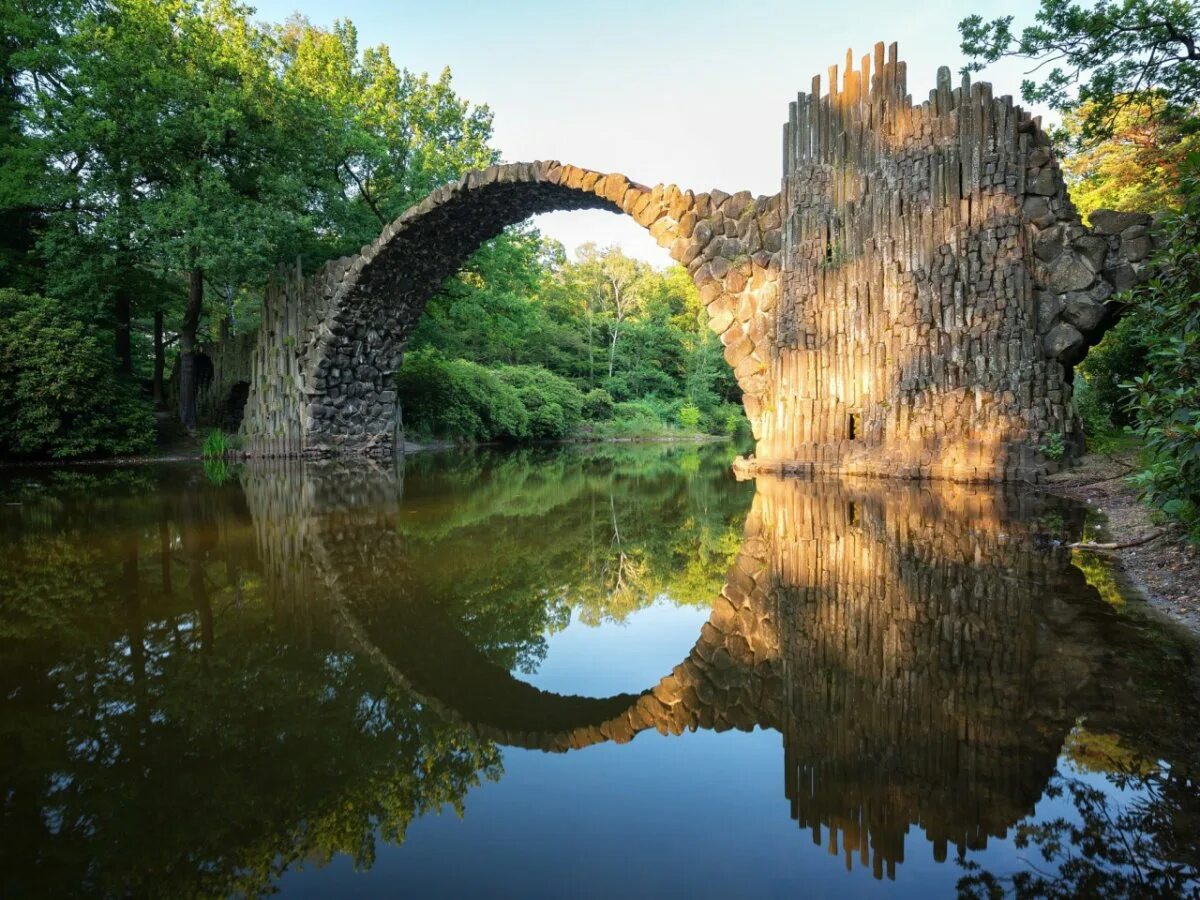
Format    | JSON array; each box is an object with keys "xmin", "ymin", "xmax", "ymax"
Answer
[
  {"xmin": 0, "ymin": 446, "xmax": 749, "ymax": 897},
  {"xmin": 0, "ymin": 467, "xmax": 500, "ymax": 897},
  {"xmin": 2, "ymin": 451, "xmax": 1199, "ymax": 897},
  {"xmin": 958, "ymin": 759, "xmax": 1200, "ymax": 898},
  {"xmin": 386, "ymin": 445, "xmax": 752, "ymax": 665}
]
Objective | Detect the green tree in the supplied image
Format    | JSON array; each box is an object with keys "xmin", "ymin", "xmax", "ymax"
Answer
[
  {"xmin": 0, "ymin": 289, "xmax": 154, "ymax": 458},
  {"xmin": 276, "ymin": 15, "xmax": 496, "ymax": 257},
  {"xmin": 960, "ymin": 0, "xmax": 1200, "ymax": 146},
  {"xmin": 1123, "ymin": 160, "xmax": 1200, "ymax": 534},
  {"xmin": 33, "ymin": 0, "xmax": 322, "ymax": 429}
]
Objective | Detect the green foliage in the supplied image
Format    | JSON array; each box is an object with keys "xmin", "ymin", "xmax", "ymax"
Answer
[
  {"xmin": 1122, "ymin": 158, "xmax": 1200, "ymax": 536},
  {"xmin": 0, "ymin": 289, "xmax": 154, "ymax": 459},
  {"xmin": 275, "ymin": 14, "xmax": 496, "ymax": 260},
  {"xmin": 396, "ymin": 350, "xmax": 528, "ymax": 443},
  {"xmin": 721, "ymin": 405, "xmax": 747, "ymax": 437},
  {"xmin": 582, "ymin": 388, "xmax": 615, "ymax": 421},
  {"xmin": 1, "ymin": 0, "xmax": 499, "ymax": 443},
  {"xmin": 960, "ymin": 0, "xmax": 1200, "ymax": 146},
  {"xmin": 1073, "ymin": 377, "xmax": 1127, "ymax": 454},
  {"xmin": 202, "ymin": 429, "xmax": 229, "ymax": 459},
  {"xmin": 1040, "ymin": 431, "xmax": 1067, "ymax": 461},
  {"xmin": 1062, "ymin": 97, "xmax": 1200, "ymax": 219},
  {"xmin": 404, "ymin": 239, "xmax": 743, "ymax": 443},
  {"xmin": 1078, "ymin": 313, "xmax": 1150, "ymax": 431},
  {"xmin": 496, "ymin": 366, "xmax": 584, "ymax": 440},
  {"xmin": 677, "ymin": 403, "xmax": 701, "ymax": 431}
]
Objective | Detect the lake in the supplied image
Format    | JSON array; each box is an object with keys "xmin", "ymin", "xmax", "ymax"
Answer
[{"xmin": 1, "ymin": 444, "xmax": 1198, "ymax": 898}]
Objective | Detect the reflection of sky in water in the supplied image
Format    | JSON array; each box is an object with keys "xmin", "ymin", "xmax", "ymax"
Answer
[
  {"xmin": 525, "ymin": 602, "xmax": 712, "ymax": 698},
  {"xmin": 275, "ymin": 593, "xmax": 1150, "ymax": 900}
]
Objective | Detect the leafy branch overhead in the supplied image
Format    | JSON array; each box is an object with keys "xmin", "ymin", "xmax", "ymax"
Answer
[{"xmin": 959, "ymin": 0, "xmax": 1200, "ymax": 145}]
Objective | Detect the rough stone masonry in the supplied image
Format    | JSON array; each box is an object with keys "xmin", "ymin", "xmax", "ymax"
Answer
[{"xmin": 233, "ymin": 42, "xmax": 1154, "ymax": 481}]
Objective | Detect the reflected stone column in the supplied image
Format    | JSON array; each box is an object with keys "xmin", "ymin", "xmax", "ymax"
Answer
[{"xmin": 753, "ymin": 476, "xmax": 1102, "ymax": 877}]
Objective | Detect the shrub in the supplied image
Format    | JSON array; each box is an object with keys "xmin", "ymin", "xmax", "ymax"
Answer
[
  {"xmin": 396, "ymin": 350, "xmax": 528, "ymax": 442},
  {"xmin": 1073, "ymin": 377, "xmax": 1125, "ymax": 454},
  {"xmin": 1077, "ymin": 311, "xmax": 1149, "ymax": 430},
  {"xmin": 496, "ymin": 365, "xmax": 585, "ymax": 440},
  {"xmin": 720, "ymin": 404, "xmax": 747, "ymax": 437},
  {"xmin": 1122, "ymin": 159, "xmax": 1200, "ymax": 536},
  {"xmin": 677, "ymin": 403, "xmax": 701, "ymax": 431},
  {"xmin": 202, "ymin": 429, "xmax": 229, "ymax": 458},
  {"xmin": 582, "ymin": 388, "xmax": 615, "ymax": 421},
  {"xmin": 0, "ymin": 289, "xmax": 155, "ymax": 459}
]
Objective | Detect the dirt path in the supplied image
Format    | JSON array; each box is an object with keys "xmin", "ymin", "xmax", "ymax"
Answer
[{"xmin": 1041, "ymin": 451, "xmax": 1200, "ymax": 636}]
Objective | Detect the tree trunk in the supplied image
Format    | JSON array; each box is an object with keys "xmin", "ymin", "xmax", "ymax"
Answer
[
  {"xmin": 178, "ymin": 266, "xmax": 203, "ymax": 431},
  {"xmin": 608, "ymin": 321, "xmax": 620, "ymax": 379},
  {"xmin": 115, "ymin": 287, "xmax": 132, "ymax": 374},
  {"xmin": 152, "ymin": 310, "xmax": 165, "ymax": 408}
]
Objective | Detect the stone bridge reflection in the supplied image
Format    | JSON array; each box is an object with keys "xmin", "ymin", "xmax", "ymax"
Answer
[{"xmin": 239, "ymin": 460, "xmax": 1187, "ymax": 878}]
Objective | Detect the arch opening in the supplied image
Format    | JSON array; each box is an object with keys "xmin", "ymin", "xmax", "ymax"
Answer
[{"xmin": 278, "ymin": 162, "xmax": 781, "ymax": 457}]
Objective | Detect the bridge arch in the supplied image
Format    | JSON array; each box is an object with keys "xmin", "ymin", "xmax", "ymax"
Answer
[{"xmin": 289, "ymin": 161, "xmax": 783, "ymax": 455}]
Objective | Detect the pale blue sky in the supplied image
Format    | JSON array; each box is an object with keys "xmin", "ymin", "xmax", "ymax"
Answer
[{"xmin": 251, "ymin": 0, "xmax": 1050, "ymax": 262}]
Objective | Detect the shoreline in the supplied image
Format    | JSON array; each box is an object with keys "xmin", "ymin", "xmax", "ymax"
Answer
[
  {"xmin": 1038, "ymin": 450, "xmax": 1200, "ymax": 638},
  {"xmin": 0, "ymin": 432, "xmax": 731, "ymax": 471}
]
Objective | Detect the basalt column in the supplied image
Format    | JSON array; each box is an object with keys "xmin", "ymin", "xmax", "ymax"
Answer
[{"xmin": 754, "ymin": 43, "xmax": 1149, "ymax": 481}]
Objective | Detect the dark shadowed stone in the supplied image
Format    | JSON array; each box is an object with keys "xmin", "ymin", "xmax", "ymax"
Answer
[
  {"xmin": 1061, "ymin": 296, "xmax": 1106, "ymax": 331},
  {"xmin": 1121, "ymin": 233, "xmax": 1153, "ymax": 262},
  {"xmin": 1033, "ymin": 226, "xmax": 1064, "ymax": 262},
  {"xmin": 1026, "ymin": 167, "xmax": 1058, "ymax": 196},
  {"xmin": 1090, "ymin": 209, "xmax": 1152, "ymax": 235},
  {"xmin": 1043, "ymin": 322, "xmax": 1085, "ymax": 361},
  {"xmin": 1022, "ymin": 196, "xmax": 1055, "ymax": 228},
  {"xmin": 1028, "ymin": 146, "xmax": 1052, "ymax": 168},
  {"xmin": 1036, "ymin": 291, "xmax": 1064, "ymax": 333},
  {"xmin": 1104, "ymin": 262, "xmax": 1137, "ymax": 292}
]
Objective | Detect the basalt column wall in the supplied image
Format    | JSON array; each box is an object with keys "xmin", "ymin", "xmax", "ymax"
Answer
[{"xmin": 759, "ymin": 43, "xmax": 1148, "ymax": 481}]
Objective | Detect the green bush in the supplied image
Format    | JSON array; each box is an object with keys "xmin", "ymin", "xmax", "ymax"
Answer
[
  {"xmin": 496, "ymin": 365, "xmax": 585, "ymax": 440},
  {"xmin": 582, "ymin": 388, "xmax": 615, "ymax": 421},
  {"xmin": 0, "ymin": 289, "xmax": 155, "ymax": 459},
  {"xmin": 1077, "ymin": 312, "xmax": 1149, "ymax": 430},
  {"xmin": 1123, "ymin": 159, "xmax": 1200, "ymax": 536},
  {"xmin": 718, "ymin": 404, "xmax": 747, "ymax": 437},
  {"xmin": 396, "ymin": 350, "xmax": 529, "ymax": 442},
  {"xmin": 1073, "ymin": 377, "xmax": 1125, "ymax": 454},
  {"xmin": 677, "ymin": 403, "xmax": 701, "ymax": 431}
]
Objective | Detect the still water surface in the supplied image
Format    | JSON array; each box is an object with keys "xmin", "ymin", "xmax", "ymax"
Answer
[{"xmin": 1, "ymin": 444, "xmax": 1198, "ymax": 898}]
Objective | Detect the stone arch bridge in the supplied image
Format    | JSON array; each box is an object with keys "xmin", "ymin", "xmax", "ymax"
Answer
[{"xmin": 230, "ymin": 42, "xmax": 1156, "ymax": 482}]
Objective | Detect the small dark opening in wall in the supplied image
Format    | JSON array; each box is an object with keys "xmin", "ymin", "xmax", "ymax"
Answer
[
  {"xmin": 847, "ymin": 502, "xmax": 859, "ymax": 527},
  {"xmin": 196, "ymin": 353, "xmax": 214, "ymax": 392},
  {"xmin": 848, "ymin": 412, "xmax": 860, "ymax": 441},
  {"xmin": 225, "ymin": 381, "xmax": 250, "ymax": 431}
]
